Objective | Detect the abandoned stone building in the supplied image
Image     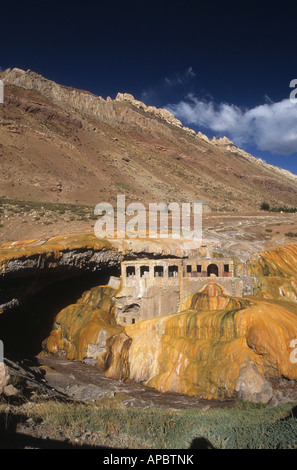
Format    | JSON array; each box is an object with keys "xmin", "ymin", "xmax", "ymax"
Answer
[{"xmin": 115, "ymin": 257, "xmax": 252, "ymax": 325}]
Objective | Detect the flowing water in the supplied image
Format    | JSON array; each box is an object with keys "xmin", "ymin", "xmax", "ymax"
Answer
[{"xmin": 37, "ymin": 354, "xmax": 235, "ymax": 410}]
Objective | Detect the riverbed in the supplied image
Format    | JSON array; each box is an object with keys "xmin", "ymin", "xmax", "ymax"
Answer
[{"xmin": 37, "ymin": 354, "xmax": 235, "ymax": 410}]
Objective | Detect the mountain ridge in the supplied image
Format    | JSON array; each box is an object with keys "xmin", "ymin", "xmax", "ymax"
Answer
[{"xmin": 1, "ymin": 67, "xmax": 297, "ymax": 211}]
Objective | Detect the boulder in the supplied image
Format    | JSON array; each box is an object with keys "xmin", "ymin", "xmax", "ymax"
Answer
[
  {"xmin": 3, "ymin": 384, "xmax": 19, "ymax": 397},
  {"xmin": 235, "ymin": 362, "xmax": 273, "ymax": 404},
  {"xmin": 0, "ymin": 362, "xmax": 10, "ymax": 394}
]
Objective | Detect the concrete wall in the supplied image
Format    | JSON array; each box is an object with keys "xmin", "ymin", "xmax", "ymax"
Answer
[
  {"xmin": 116, "ymin": 258, "xmax": 247, "ymax": 325},
  {"xmin": 116, "ymin": 259, "xmax": 182, "ymax": 324},
  {"xmin": 181, "ymin": 277, "xmax": 243, "ymax": 299}
]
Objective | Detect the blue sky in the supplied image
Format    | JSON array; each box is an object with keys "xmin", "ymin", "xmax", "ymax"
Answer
[{"xmin": 1, "ymin": 0, "xmax": 297, "ymax": 174}]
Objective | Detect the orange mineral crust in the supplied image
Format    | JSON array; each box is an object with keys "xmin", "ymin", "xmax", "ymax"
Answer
[
  {"xmin": 45, "ymin": 285, "xmax": 123, "ymax": 370},
  {"xmin": 105, "ymin": 283, "xmax": 297, "ymax": 399}
]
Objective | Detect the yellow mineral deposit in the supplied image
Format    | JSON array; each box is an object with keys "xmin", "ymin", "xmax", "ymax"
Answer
[
  {"xmin": 105, "ymin": 281, "xmax": 297, "ymax": 399},
  {"xmin": 1, "ymin": 233, "xmax": 297, "ymax": 400},
  {"xmin": 45, "ymin": 285, "xmax": 123, "ymax": 369},
  {"xmin": 250, "ymin": 244, "xmax": 297, "ymax": 302},
  {"xmin": 0, "ymin": 233, "xmax": 112, "ymax": 270}
]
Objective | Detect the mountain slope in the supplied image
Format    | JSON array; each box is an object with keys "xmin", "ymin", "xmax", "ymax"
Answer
[{"xmin": 0, "ymin": 67, "xmax": 297, "ymax": 211}]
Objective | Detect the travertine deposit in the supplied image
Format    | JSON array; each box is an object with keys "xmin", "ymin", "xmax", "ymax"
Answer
[
  {"xmin": 1, "ymin": 232, "xmax": 297, "ymax": 402},
  {"xmin": 105, "ymin": 283, "xmax": 297, "ymax": 400},
  {"xmin": 45, "ymin": 285, "xmax": 123, "ymax": 369},
  {"xmin": 250, "ymin": 243, "xmax": 297, "ymax": 302}
]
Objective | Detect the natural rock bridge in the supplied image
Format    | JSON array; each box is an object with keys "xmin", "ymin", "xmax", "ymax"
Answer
[{"xmin": 0, "ymin": 232, "xmax": 252, "ymax": 355}]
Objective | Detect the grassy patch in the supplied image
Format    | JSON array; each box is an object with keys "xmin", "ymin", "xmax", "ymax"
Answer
[
  {"xmin": 0, "ymin": 196, "xmax": 94, "ymax": 219},
  {"xmin": 2, "ymin": 398, "xmax": 295, "ymax": 449},
  {"xmin": 260, "ymin": 202, "xmax": 297, "ymax": 213}
]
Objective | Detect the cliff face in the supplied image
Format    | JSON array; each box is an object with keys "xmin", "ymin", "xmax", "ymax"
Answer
[{"xmin": 1, "ymin": 68, "xmax": 297, "ymax": 211}]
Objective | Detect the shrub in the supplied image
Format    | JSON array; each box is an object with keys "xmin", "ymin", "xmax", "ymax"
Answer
[{"xmin": 260, "ymin": 202, "xmax": 270, "ymax": 211}]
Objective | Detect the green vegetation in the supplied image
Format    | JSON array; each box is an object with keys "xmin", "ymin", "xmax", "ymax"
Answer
[
  {"xmin": 114, "ymin": 182, "xmax": 130, "ymax": 192},
  {"xmin": 0, "ymin": 196, "xmax": 92, "ymax": 213},
  {"xmin": 1, "ymin": 398, "xmax": 296, "ymax": 449},
  {"xmin": 285, "ymin": 232, "xmax": 297, "ymax": 238},
  {"xmin": 260, "ymin": 202, "xmax": 297, "ymax": 213},
  {"xmin": 260, "ymin": 202, "xmax": 270, "ymax": 211},
  {"xmin": 0, "ymin": 196, "xmax": 94, "ymax": 220}
]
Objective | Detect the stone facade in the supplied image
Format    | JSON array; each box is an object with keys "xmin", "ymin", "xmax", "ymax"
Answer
[{"xmin": 116, "ymin": 257, "xmax": 250, "ymax": 325}]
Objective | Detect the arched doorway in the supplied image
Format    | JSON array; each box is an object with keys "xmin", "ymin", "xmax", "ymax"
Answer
[{"xmin": 207, "ymin": 263, "xmax": 219, "ymax": 277}]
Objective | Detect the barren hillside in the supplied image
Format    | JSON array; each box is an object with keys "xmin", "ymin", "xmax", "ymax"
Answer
[{"xmin": 1, "ymin": 67, "xmax": 297, "ymax": 212}]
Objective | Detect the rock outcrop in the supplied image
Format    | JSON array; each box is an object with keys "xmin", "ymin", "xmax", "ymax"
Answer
[
  {"xmin": 44, "ymin": 285, "xmax": 123, "ymax": 369},
  {"xmin": 0, "ymin": 362, "xmax": 10, "ymax": 395},
  {"xmin": 235, "ymin": 361, "xmax": 273, "ymax": 404},
  {"xmin": 0, "ymin": 233, "xmax": 119, "ymax": 314},
  {"xmin": 1, "ymin": 68, "xmax": 193, "ymax": 136}
]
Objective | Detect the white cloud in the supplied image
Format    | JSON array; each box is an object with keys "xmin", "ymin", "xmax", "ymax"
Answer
[{"xmin": 166, "ymin": 95, "xmax": 297, "ymax": 155}]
